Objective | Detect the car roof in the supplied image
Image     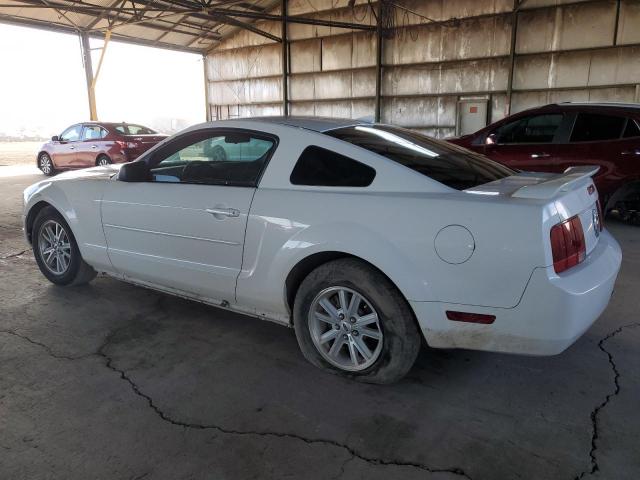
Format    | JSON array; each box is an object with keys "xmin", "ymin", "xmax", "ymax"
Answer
[
  {"xmin": 554, "ymin": 102, "xmax": 640, "ymax": 109},
  {"xmin": 234, "ymin": 116, "xmax": 373, "ymax": 133},
  {"xmin": 524, "ymin": 102, "xmax": 640, "ymax": 113}
]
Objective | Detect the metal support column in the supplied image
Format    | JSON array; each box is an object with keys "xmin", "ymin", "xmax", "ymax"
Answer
[
  {"xmin": 203, "ymin": 53, "xmax": 211, "ymax": 121},
  {"xmin": 374, "ymin": 3, "xmax": 383, "ymax": 122},
  {"xmin": 80, "ymin": 31, "xmax": 97, "ymax": 120},
  {"xmin": 281, "ymin": 0, "xmax": 289, "ymax": 116},
  {"xmin": 506, "ymin": 0, "xmax": 520, "ymax": 115}
]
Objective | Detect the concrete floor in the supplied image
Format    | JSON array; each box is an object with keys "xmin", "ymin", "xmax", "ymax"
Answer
[{"xmin": 1, "ymin": 167, "xmax": 639, "ymax": 480}]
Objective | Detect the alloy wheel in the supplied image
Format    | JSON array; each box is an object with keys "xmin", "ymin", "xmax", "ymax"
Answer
[
  {"xmin": 40, "ymin": 155, "xmax": 52, "ymax": 174},
  {"xmin": 38, "ymin": 220, "xmax": 72, "ymax": 275},
  {"xmin": 308, "ymin": 286, "xmax": 383, "ymax": 371}
]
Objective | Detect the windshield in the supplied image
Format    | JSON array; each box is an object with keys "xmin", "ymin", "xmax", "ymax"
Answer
[
  {"xmin": 114, "ymin": 124, "xmax": 157, "ymax": 135},
  {"xmin": 326, "ymin": 125, "xmax": 515, "ymax": 190}
]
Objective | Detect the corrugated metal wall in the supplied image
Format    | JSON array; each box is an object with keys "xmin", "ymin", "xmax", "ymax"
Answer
[{"xmin": 205, "ymin": 0, "xmax": 640, "ymax": 138}]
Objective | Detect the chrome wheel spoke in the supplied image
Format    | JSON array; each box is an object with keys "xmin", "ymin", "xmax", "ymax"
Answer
[
  {"xmin": 314, "ymin": 311, "xmax": 335, "ymax": 325},
  {"xmin": 354, "ymin": 313, "xmax": 377, "ymax": 328},
  {"xmin": 347, "ymin": 340, "xmax": 359, "ymax": 366},
  {"xmin": 319, "ymin": 298, "xmax": 339, "ymax": 320},
  {"xmin": 338, "ymin": 289, "xmax": 348, "ymax": 313},
  {"xmin": 359, "ymin": 327, "xmax": 381, "ymax": 340},
  {"xmin": 43, "ymin": 226, "xmax": 55, "ymax": 244},
  {"xmin": 347, "ymin": 292, "xmax": 361, "ymax": 317},
  {"xmin": 353, "ymin": 336, "xmax": 372, "ymax": 360},
  {"xmin": 319, "ymin": 329, "xmax": 340, "ymax": 345},
  {"xmin": 328, "ymin": 336, "xmax": 345, "ymax": 358}
]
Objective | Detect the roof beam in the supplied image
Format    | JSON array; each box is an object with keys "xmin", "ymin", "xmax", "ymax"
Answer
[
  {"xmin": 0, "ymin": 13, "xmax": 207, "ymax": 52},
  {"xmin": 0, "ymin": 0, "xmax": 222, "ymax": 41},
  {"xmin": 147, "ymin": 0, "xmax": 282, "ymax": 42},
  {"xmin": 207, "ymin": 7, "xmax": 376, "ymax": 30}
]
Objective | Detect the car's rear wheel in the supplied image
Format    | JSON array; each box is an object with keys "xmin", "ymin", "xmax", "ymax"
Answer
[
  {"xmin": 293, "ymin": 258, "xmax": 421, "ymax": 384},
  {"xmin": 96, "ymin": 155, "xmax": 111, "ymax": 166},
  {"xmin": 38, "ymin": 153, "xmax": 55, "ymax": 176},
  {"xmin": 32, "ymin": 207, "xmax": 97, "ymax": 286}
]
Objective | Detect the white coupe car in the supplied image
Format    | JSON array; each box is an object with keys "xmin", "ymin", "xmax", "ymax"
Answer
[{"xmin": 23, "ymin": 117, "xmax": 622, "ymax": 383}]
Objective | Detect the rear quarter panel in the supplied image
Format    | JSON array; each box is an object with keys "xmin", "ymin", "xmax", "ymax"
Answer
[{"xmin": 237, "ymin": 189, "xmax": 558, "ymax": 321}]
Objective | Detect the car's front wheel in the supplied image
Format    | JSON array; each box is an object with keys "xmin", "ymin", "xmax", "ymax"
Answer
[
  {"xmin": 38, "ymin": 153, "xmax": 55, "ymax": 176},
  {"xmin": 32, "ymin": 206, "xmax": 97, "ymax": 286},
  {"xmin": 96, "ymin": 155, "xmax": 111, "ymax": 166},
  {"xmin": 293, "ymin": 258, "xmax": 421, "ymax": 384}
]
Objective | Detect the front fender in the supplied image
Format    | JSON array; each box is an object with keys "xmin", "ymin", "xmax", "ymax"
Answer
[
  {"xmin": 23, "ymin": 177, "xmax": 112, "ymax": 271},
  {"xmin": 24, "ymin": 181, "xmax": 76, "ymax": 242}
]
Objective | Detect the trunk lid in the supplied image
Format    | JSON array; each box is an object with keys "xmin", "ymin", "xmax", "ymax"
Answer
[
  {"xmin": 466, "ymin": 166, "xmax": 602, "ymax": 256},
  {"xmin": 124, "ymin": 134, "xmax": 168, "ymax": 156}
]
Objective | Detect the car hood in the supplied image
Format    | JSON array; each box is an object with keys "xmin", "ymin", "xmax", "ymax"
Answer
[
  {"xmin": 50, "ymin": 164, "xmax": 123, "ymax": 182},
  {"xmin": 23, "ymin": 164, "xmax": 124, "ymax": 207}
]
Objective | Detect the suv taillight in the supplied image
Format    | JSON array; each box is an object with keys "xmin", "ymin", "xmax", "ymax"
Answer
[{"xmin": 550, "ymin": 215, "xmax": 586, "ymax": 274}]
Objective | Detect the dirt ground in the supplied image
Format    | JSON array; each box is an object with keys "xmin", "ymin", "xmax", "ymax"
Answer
[{"xmin": 0, "ymin": 141, "xmax": 42, "ymax": 167}]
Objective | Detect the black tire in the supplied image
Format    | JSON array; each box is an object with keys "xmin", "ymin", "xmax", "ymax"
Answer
[
  {"xmin": 96, "ymin": 154, "xmax": 112, "ymax": 166},
  {"xmin": 38, "ymin": 152, "xmax": 56, "ymax": 176},
  {"xmin": 293, "ymin": 258, "xmax": 421, "ymax": 384},
  {"xmin": 32, "ymin": 206, "xmax": 97, "ymax": 286}
]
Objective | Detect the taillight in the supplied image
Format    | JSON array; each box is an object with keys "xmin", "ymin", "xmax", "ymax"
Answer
[
  {"xmin": 550, "ymin": 215, "xmax": 586, "ymax": 274},
  {"xmin": 115, "ymin": 140, "xmax": 139, "ymax": 149}
]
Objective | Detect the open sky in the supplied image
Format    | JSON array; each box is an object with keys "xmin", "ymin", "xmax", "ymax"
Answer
[{"xmin": 0, "ymin": 23, "xmax": 205, "ymax": 138}]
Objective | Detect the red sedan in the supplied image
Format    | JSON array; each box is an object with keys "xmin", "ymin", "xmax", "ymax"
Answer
[
  {"xmin": 448, "ymin": 103, "xmax": 640, "ymax": 216},
  {"xmin": 37, "ymin": 122, "xmax": 167, "ymax": 176}
]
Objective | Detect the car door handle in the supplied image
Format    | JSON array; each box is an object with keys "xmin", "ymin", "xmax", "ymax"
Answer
[
  {"xmin": 530, "ymin": 153, "xmax": 550, "ymax": 158},
  {"xmin": 621, "ymin": 149, "xmax": 640, "ymax": 156},
  {"xmin": 206, "ymin": 207, "xmax": 240, "ymax": 218},
  {"xmin": 69, "ymin": 146, "xmax": 75, "ymax": 150},
  {"xmin": 91, "ymin": 145, "xmax": 98, "ymax": 149}
]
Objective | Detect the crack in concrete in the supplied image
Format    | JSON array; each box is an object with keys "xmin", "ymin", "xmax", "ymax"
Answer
[
  {"xmin": 0, "ymin": 329, "xmax": 95, "ymax": 360},
  {"xmin": 575, "ymin": 322, "xmax": 640, "ymax": 480},
  {"xmin": 1, "ymin": 318, "xmax": 473, "ymax": 478},
  {"xmin": 0, "ymin": 249, "xmax": 28, "ymax": 259},
  {"xmin": 97, "ymin": 343, "xmax": 473, "ymax": 479},
  {"xmin": 4, "ymin": 293, "xmax": 471, "ymax": 480}
]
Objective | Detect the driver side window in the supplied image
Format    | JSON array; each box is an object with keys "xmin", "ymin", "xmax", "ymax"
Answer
[
  {"xmin": 149, "ymin": 131, "xmax": 276, "ymax": 187},
  {"xmin": 60, "ymin": 125, "xmax": 82, "ymax": 142}
]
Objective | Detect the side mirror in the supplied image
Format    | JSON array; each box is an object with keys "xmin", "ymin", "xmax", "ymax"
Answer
[
  {"xmin": 51, "ymin": 135, "xmax": 60, "ymax": 142},
  {"xmin": 118, "ymin": 161, "xmax": 151, "ymax": 182},
  {"xmin": 485, "ymin": 133, "xmax": 498, "ymax": 145}
]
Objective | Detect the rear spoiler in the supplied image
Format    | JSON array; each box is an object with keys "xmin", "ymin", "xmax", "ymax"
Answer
[{"xmin": 512, "ymin": 166, "xmax": 600, "ymax": 199}]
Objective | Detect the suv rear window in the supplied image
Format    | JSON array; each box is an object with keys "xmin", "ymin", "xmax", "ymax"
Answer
[
  {"xmin": 570, "ymin": 113, "xmax": 625, "ymax": 142},
  {"xmin": 326, "ymin": 125, "xmax": 514, "ymax": 190},
  {"xmin": 114, "ymin": 124, "xmax": 156, "ymax": 135},
  {"xmin": 623, "ymin": 119, "xmax": 640, "ymax": 138}
]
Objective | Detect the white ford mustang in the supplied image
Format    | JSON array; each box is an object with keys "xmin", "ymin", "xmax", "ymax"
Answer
[{"xmin": 23, "ymin": 117, "xmax": 622, "ymax": 383}]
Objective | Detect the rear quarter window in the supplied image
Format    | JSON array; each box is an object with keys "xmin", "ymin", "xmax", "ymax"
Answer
[
  {"xmin": 290, "ymin": 146, "xmax": 376, "ymax": 187},
  {"xmin": 326, "ymin": 125, "xmax": 514, "ymax": 190}
]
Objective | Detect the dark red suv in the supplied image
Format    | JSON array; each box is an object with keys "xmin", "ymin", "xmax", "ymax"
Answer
[
  {"xmin": 37, "ymin": 122, "xmax": 167, "ymax": 176},
  {"xmin": 448, "ymin": 103, "xmax": 640, "ymax": 216}
]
